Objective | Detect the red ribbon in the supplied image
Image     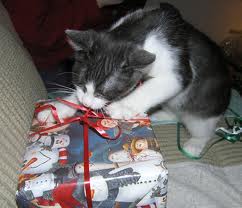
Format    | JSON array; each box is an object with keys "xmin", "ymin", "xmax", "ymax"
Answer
[
  {"xmin": 83, "ymin": 122, "xmax": 92, "ymax": 208},
  {"xmin": 31, "ymin": 98, "xmax": 150, "ymax": 208},
  {"xmin": 32, "ymin": 98, "xmax": 123, "ymax": 140}
]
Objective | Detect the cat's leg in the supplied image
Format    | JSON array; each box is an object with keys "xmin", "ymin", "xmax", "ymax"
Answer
[
  {"xmin": 37, "ymin": 93, "xmax": 79, "ymax": 123},
  {"xmin": 150, "ymin": 107, "xmax": 178, "ymax": 122},
  {"xmin": 106, "ymin": 76, "xmax": 182, "ymax": 119},
  {"xmin": 182, "ymin": 114, "xmax": 220, "ymax": 157}
]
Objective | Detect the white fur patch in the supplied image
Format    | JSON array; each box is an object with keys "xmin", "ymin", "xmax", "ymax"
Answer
[
  {"xmin": 182, "ymin": 114, "xmax": 220, "ymax": 138},
  {"xmin": 86, "ymin": 82, "xmax": 95, "ymax": 95},
  {"xmin": 109, "ymin": 9, "xmax": 143, "ymax": 30},
  {"xmin": 143, "ymin": 33, "xmax": 180, "ymax": 76},
  {"xmin": 150, "ymin": 109, "xmax": 177, "ymax": 122},
  {"xmin": 76, "ymin": 82, "xmax": 107, "ymax": 109},
  {"xmin": 76, "ymin": 86, "xmax": 84, "ymax": 101}
]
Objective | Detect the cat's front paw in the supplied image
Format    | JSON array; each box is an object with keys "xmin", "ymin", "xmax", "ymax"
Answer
[
  {"xmin": 105, "ymin": 102, "xmax": 146, "ymax": 120},
  {"xmin": 182, "ymin": 137, "xmax": 208, "ymax": 157},
  {"xmin": 37, "ymin": 101, "xmax": 77, "ymax": 124}
]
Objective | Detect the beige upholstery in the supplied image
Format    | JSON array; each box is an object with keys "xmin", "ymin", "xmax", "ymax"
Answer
[{"xmin": 0, "ymin": 3, "xmax": 47, "ymax": 207}]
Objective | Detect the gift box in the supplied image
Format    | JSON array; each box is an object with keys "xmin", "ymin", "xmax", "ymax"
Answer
[{"xmin": 16, "ymin": 99, "xmax": 168, "ymax": 208}]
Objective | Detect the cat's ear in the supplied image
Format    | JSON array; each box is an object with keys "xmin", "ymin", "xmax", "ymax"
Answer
[
  {"xmin": 65, "ymin": 29, "xmax": 97, "ymax": 51},
  {"xmin": 128, "ymin": 49, "xmax": 156, "ymax": 70}
]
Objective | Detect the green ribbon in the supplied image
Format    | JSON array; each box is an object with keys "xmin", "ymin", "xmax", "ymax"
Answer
[
  {"xmin": 177, "ymin": 108, "xmax": 242, "ymax": 160},
  {"xmin": 176, "ymin": 123, "xmax": 226, "ymax": 160},
  {"xmin": 215, "ymin": 108, "xmax": 242, "ymax": 143}
]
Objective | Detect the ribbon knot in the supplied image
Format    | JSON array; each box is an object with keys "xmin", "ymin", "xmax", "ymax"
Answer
[{"xmin": 32, "ymin": 97, "xmax": 122, "ymax": 140}]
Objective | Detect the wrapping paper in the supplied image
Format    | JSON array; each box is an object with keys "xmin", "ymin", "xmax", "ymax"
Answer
[{"xmin": 16, "ymin": 101, "xmax": 168, "ymax": 208}]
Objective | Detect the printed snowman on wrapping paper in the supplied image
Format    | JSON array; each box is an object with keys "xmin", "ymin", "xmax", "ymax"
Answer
[{"xmin": 21, "ymin": 134, "xmax": 70, "ymax": 174}]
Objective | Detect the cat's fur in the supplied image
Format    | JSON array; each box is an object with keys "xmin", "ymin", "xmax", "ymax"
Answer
[{"xmin": 38, "ymin": 3, "xmax": 231, "ymax": 156}]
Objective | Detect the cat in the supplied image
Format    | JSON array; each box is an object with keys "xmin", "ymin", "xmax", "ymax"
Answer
[{"xmin": 38, "ymin": 3, "xmax": 231, "ymax": 156}]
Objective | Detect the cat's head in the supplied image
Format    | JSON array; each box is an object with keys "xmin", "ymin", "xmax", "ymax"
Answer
[{"xmin": 66, "ymin": 29, "xmax": 156, "ymax": 109}]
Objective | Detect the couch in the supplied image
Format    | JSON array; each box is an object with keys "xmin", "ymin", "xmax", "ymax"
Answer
[{"xmin": 0, "ymin": 2, "xmax": 47, "ymax": 207}]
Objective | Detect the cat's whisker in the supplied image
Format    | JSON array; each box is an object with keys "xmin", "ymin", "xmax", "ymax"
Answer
[
  {"xmin": 56, "ymin": 71, "xmax": 80, "ymax": 77},
  {"xmin": 47, "ymin": 87, "xmax": 74, "ymax": 92},
  {"xmin": 49, "ymin": 90, "xmax": 74, "ymax": 95},
  {"xmin": 46, "ymin": 88, "xmax": 75, "ymax": 96},
  {"xmin": 47, "ymin": 82, "xmax": 76, "ymax": 92}
]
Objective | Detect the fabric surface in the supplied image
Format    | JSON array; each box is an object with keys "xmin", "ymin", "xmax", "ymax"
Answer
[
  {"xmin": 0, "ymin": 2, "xmax": 21, "ymax": 42},
  {"xmin": 0, "ymin": 3, "xmax": 47, "ymax": 207},
  {"xmin": 166, "ymin": 162, "xmax": 242, "ymax": 208}
]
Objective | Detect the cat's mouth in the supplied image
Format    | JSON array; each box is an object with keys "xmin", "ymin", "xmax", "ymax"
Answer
[
  {"xmin": 81, "ymin": 95, "xmax": 108, "ymax": 110},
  {"xmin": 76, "ymin": 86, "xmax": 108, "ymax": 110}
]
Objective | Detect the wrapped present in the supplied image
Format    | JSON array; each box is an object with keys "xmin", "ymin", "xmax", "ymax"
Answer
[{"xmin": 16, "ymin": 99, "xmax": 168, "ymax": 208}]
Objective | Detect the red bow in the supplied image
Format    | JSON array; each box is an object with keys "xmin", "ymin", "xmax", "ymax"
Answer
[{"xmin": 32, "ymin": 98, "xmax": 122, "ymax": 140}]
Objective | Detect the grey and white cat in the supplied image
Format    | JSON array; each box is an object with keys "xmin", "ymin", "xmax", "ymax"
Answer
[{"xmin": 38, "ymin": 4, "xmax": 231, "ymax": 156}]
